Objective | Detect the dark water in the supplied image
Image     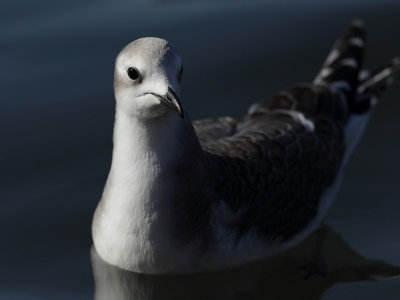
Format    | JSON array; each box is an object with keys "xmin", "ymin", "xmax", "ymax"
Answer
[{"xmin": 1, "ymin": 0, "xmax": 400, "ymax": 299}]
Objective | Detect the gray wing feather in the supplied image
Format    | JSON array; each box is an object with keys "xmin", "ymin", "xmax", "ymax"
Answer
[
  {"xmin": 190, "ymin": 20, "xmax": 397, "ymax": 242},
  {"xmin": 193, "ymin": 116, "xmax": 239, "ymax": 145},
  {"xmin": 194, "ymin": 84, "xmax": 346, "ymax": 242}
]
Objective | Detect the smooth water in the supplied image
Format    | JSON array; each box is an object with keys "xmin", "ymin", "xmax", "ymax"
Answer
[{"xmin": 1, "ymin": 0, "xmax": 400, "ymax": 299}]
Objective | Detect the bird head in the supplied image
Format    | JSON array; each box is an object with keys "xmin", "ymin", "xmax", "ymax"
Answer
[{"xmin": 113, "ymin": 37, "xmax": 184, "ymax": 120}]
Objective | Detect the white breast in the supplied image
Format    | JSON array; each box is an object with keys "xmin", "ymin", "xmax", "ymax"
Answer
[{"xmin": 92, "ymin": 111, "xmax": 198, "ymax": 273}]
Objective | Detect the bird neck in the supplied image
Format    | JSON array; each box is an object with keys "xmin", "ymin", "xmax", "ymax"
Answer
[
  {"xmin": 104, "ymin": 107, "xmax": 207, "ymax": 212},
  {"xmin": 108, "ymin": 108, "xmax": 188, "ymax": 194},
  {"xmin": 94, "ymin": 108, "xmax": 209, "ymax": 273},
  {"xmin": 112, "ymin": 108, "xmax": 185, "ymax": 171}
]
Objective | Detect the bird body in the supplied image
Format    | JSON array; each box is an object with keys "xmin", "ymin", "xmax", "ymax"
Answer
[{"xmin": 92, "ymin": 20, "xmax": 399, "ymax": 274}]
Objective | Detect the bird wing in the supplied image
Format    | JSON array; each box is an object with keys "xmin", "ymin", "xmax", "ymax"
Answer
[
  {"xmin": 198, "ymin": 84, "xmax": 347, "ymax": 242},
  {"xmin": 192, "ymin": 116, "xmax": 239, "ymax": 145},
  {"xmin": 191, "ymin": 19, "xmax": 398, "ymax": 243}
]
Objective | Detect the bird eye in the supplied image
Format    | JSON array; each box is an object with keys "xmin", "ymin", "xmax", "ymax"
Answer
[
  {"xmin": 127, "ymin": 67, "xmax": 141, "ymax": 81},
  {"xmin": 178, "ymin": 66, "xmax": 183, "ymax": 82}
]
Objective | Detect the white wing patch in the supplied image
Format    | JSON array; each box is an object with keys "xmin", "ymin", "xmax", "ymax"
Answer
[
  {"xmin": 358, "ymin": 68, "xmax": 392, "ymax": 93},
  {"xmin": 325, "ymin": 48, "xmax": 340, "ymax": 66},
  {"xmin": 341, "ymin": 58, "xmax": 358, "ymax": 68},
  {"xmin": 314, "ymin": 67, "xmax": 333, "ymax": 83}
]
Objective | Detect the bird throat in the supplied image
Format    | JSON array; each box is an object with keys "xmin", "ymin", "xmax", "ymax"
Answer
[{"xmin": 106, "ymin": 108, "xmax": 186, "ymax": 211}]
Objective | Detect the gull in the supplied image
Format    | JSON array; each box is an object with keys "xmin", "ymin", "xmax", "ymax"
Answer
[{"xmin": 92, "ymin": 20, "xmax": 399, "ymax": 274}]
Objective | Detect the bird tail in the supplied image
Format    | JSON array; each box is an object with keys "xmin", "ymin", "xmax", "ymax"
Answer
[
  {"xmin": 314, "ymin": 19, "xmax": 399, "ymax": 114},
  {"xmin": 352, "ymin": 58, "xmax": 400, "ymax": 113},
  {"xmin": 342, "ymin": 57, "xmax": 399, "ymax": 163},
  {"xmin": 313, "ymin": 19, "xmax": 366, "ymax": 110}
]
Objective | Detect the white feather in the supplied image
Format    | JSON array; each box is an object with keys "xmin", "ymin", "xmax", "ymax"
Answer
[
  {"xmin": 341, "ymin": 58, "xmax": 358, "ymax": 68},
  {"xmin": 93, "ymin": 110, "xmax": 191, "ymax": 273}
]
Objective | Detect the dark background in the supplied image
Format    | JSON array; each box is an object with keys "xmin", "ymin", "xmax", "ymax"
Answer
[{"xmin": 1, "ymin": 0, "xmax": 400, "ymax": 299}]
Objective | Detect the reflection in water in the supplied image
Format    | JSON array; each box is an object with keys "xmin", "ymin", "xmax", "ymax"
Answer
[{"xmin": 91, "ymin": 225, "xmax": 400, "ymax": 299}]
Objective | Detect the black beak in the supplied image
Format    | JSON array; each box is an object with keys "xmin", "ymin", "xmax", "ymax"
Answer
[{"xmin": 150, "ymin": 87, "xmax": 184, "ymax": 119}]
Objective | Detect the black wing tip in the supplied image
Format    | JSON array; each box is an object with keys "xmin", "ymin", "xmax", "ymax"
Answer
[
  {"xmin": 351, "ymin": 57, "xmax": 400, "ymax": 114},
  {"xmin": 314, "ymin": 19, "xmax": 366, "ymax": 94},
  {"xmin": 359, "ymin": 57, "xmax": 400, "ymax": 91}
]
